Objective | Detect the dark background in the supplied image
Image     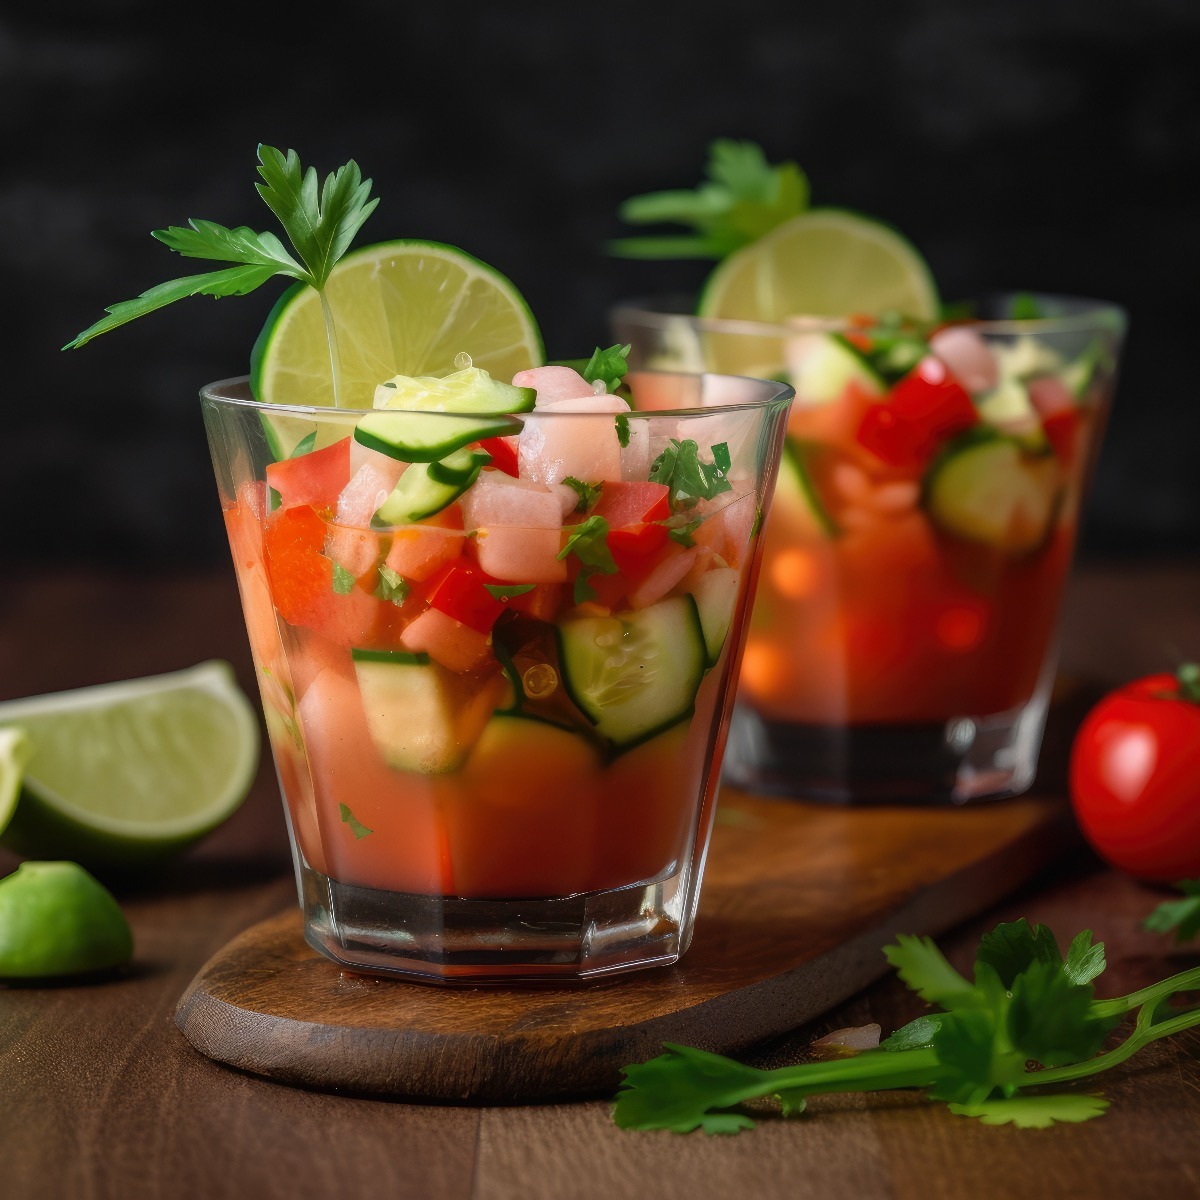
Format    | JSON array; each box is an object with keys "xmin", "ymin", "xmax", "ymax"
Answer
[{"xmin": 2, "ymin": 0, "xmax": 1197, "ymax": 567}]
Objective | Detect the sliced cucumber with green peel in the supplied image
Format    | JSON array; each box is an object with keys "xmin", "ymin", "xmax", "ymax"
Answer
[
  {"xmin": 556, "ymin": 595, "xmax": 707, "ymax": 749},
  {"xmin": 975, "ymin": 379, "xmax": 1049, "ymax": 453},
  {"xmin": 428, "ymin": 447, "xmax": 493, "ymax": 486},
  {"xmin": 373, "ymin": 456, "xmax": 486, "ymax": 526},
  {"xmin": 691, "ymin": 567, "xmax": 740, "ymax": 666},
  {"xmin": 924, "ymin": 431, "xmax": 1062, "ymax": 554},
  {"xmin": 354, "ymin": 410, "xmax": 522, "ymax": 463},
  {"xmin": 790, "ymin": 333, "xmax": 886, "ymax": 406},
  {"xmin": 775, "ymin": 438, "xmax": 839, "ymax": 538},
  {"xmin": 374, "ymin": 366, "xmax": 536, "ymax": 414},
  {"xmin": 351, "ymin": 649, "xmax": 498, "ymax": 773}
]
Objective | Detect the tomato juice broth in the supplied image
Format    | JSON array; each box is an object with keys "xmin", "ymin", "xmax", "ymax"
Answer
[{"xmin": 218, "ymin": 397, "xmax": 770, "ymax": 901}]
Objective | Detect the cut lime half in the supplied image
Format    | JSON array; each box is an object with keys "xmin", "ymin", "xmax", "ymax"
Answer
[
  {"xmin": 0, "ymin": 661, "xmax": 259, "ymax": 867},
  {"xmin": 698, "ymin": 209, "xmax": 939, "ymax": 376},
  {"xmin": 251, "ymin": 239, "xmax": 545, "ymax": 415},
  {"xmin": 0, "ymin": 726, "xmax": 32, "ymax": 836}
]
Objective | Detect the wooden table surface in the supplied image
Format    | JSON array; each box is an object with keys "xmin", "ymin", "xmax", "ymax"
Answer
[{"xmin": 1, "ymin": 561, "xmax": 1198, "ymax": 1200}]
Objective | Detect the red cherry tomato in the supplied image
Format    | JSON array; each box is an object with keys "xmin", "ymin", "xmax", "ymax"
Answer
[{"xmin": 1069, "ymin": 666, "xmax": 1200, "ymax": 882}]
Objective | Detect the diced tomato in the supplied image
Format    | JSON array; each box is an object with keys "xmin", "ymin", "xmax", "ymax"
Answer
[
  {"xmin": 424, "ymin": 560, "xmax": 506, "ymax": 634},
  {"xmin": 265, "ymin": 437, "xmax": 352, "ymax": 510},
  {"xmin": 478, "ymin": 437, "xmax": 520, "ymax": 477},
  {"xmin": 856, "ymin": 357, "xmax": 978, "ymax": 469},
  {"xmin": 592, "ymin": 481, "xmax": 670, "ymax": 527},
  {"xmin": 1042, "ymin": 410, "xmax": 1081, "ymax": 465},
  {"xmin": 606, "ymin": 522, "xmax": 669, "ymax": 574},
  {"xmin": 504, "ymin": 582, "xmax": 566, "ymax": 622}
]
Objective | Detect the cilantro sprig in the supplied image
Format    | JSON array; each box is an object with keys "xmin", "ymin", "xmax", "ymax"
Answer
[
  {"xmin": 609, "ymin": 139, "xmax": 808, "ymax": 260},
  {"xmin": 557, "ymin": 515, "xmax": 618, "ymax": 604},
  {"xmin": 64, "ymin": 145, "xmax": 378, "ymax": 350},
  {"xmin": 613, "ymin": 918, "xmax": 1200, "ymax": 1134},
  {"xmin": 552, "ymin": 344, "xmax": 633, "ymax": 395},
  {"xmin": 1144, "ymin": 879, "xmax": 1200, "ymax": 943},
  {"xmin": 649, "ymin": 439, "xmax": 732, "ymax": 511}
]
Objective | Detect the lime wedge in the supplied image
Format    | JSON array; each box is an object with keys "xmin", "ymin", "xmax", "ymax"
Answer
[
  {"xmin": 0, "ymin": 661, "xmax": 259, "ymax": 867},
  {"xmin": 0, "ymin": 861, "xmax": 133, "ymax": 978},
  {"xmin": 251, "ymin": 239, "xmax": 545, "ymax": 413},
  {"xmin": 697, "ymin": 209, "xmax": 939, "ymax": 375},
  {"xmin": 0, "ymin": 726, "xmax": 32, "ymax": 835}
]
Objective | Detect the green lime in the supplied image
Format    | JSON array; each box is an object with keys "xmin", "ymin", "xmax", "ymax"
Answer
[
  {"xmin": 250, "ymin": 239, "xmax": 545, "ymax": 413},
  {"xmin": 0, "ymin": 661, "xmax": 259, "ymax": 867},
  {"xmin": 0, "ymin": 726, "xmax": 32, "ymax": 836},
  {"xmin": 0, "ymin": 860, "xmax": 133, "ymax": 979},
  {"xmin": 697, "ymin": 208, "xmax": 940, "ymax": 375}
]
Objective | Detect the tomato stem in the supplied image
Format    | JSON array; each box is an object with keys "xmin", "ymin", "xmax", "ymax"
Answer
[{"xmin": 1177, "ymin": 663, "xmax": 1200, "ymax": 704}]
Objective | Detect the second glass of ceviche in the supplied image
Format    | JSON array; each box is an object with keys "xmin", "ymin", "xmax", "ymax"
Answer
[
  {"xmin": 68, "ymin": 147, "xmax": 791, "ymax": 981},
  {"xmin": 610, "ymin": 141, "xmax": 1126, "ymax": 803}
]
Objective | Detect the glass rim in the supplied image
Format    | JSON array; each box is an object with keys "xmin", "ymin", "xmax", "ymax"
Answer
[
  {"xmin": 610, "ymin": 290, "xmax": 1129, "ymax": 339},
  {"xmin": 199, "ymin": 372, "xmax": 796, "ymax": 420}
]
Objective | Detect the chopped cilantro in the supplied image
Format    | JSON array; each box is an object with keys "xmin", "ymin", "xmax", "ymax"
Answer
[
  {"xmin": 615, "ymin": 413, "xmax": 631, "ymax": 448},
  {"xmin": 666, "ymin": 516, "xmax": 703, "ymax": 548},
  {"xmin": 563, "ymin": 476, "xmax": 603, "ymax": 513},
  {"xmin": 374, "ymin": 564, "xmax": 410, "ymax": 606},
  {"xmin": 1008, "ymin": 292, "xmax": 1045, "ymax": 320},
  {"xmin": 331, "ymin": 562, "xmax": 355, "ymax": 595},
  {"xmin": 289, "ymin": 431, "xmax": 317, "ymax": 457},
  {"xmin": 1144, "ymin": 879, "xmax": 1200, "ymax": 943},
  {"xmin": 556, "ymin": 515, "xmax": 618, "ymax": 604},
  {"xmin": 484, "ymin": 583, "xmax": 536, "ymax": 602},
  {"xmin": 339, "ymin": 803, "xmax": 373, "ymax": 839},
  {"xmin": 649, "ymin": 439, "xmax": 732, "ymax": 510},
  {"xmin": 581, "ymin": 344, "xmax": 632, "ymax": 393}
]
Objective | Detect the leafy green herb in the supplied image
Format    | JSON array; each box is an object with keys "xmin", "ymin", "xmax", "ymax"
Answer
[
  {"xmin": 615, "ymin": 414, "xmax": 631, "ymax": 448},
  {"xmin": 666, "ymin": 516, "xmax": 703, "ymax": 548},
  {"xmin": 374, "ymin": 565, "xmax": 410, "ymax": 606},
  {"xmin": 64, "ymin": 144, "xmax": 377, "ymax": 349},
  {"xmin": 331, "ymin": 563, "xmax": 356, "ymax": 595},
  {"xmin": 649, "ymin": 440, "xmax": 732, "ymax": 510},
  {"xmin": 485, "ymin": 583, "xmax": 536, "ymax": 602},
  {"xmin": 610, "ymin": 139, "xmax": 808, "ymax": 260},
  {"xmin": 613, "ymin": 917, "xmax": 1200, "ymax": 1135},
  {"xmin": 1144, "ymin": 879, "xmax": 1200, "ymax": 943},
  {"xmin": 581, "ymin": 344, "xmax": 632, "ymax": 393},
  {"xmin": 1008, "ymin": 292, "xmax": 1045, "ymax": 321},
  {"xmin": 290, "ymin": 431, "xmax": 317, "ymax": 458},
  {"xmin": 749, "ymin": 506, "xmax": 763, "ymax": 539},
  {"xmin": 563, "ymin": 477, "xmax": 603, "ymax": 513},
  {"xmin": 338, "ymin": 803, "xmax": 373, "ymax": 840},
  {"xmin": 557, "ymin": 515, "xmax": 618, "ymax": 604}
]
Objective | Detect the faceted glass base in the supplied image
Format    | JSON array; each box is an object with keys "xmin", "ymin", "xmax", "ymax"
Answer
[
  {"xmin": 722, "ymin": 687, "xmax": 1051, "ymax": 805},
  {"xmin": 297, "ymin": 859, "xmax": 695, "ymax": 984}
]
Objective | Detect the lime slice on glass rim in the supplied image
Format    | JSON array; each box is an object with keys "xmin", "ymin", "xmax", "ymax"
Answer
[
  {"xmin": 697, "ymin": 208, "xmax": 940, "ymax": 377},
  {"xmin": 249, "ymin": 239, "xmax": 544, "ymax": 457},
  {"xmin": 0, "ymin": 861, "xmax": 133, "ymax": 979},
  {"xmin": 0, "ymin": 661, "xmax": 259, "ymax": 868}
]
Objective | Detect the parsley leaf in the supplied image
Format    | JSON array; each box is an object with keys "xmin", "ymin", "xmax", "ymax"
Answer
[
  {"xmin": 649, "ymin": 439, "xmax": 732, "ymax": 510},
  {"xmin": 563, "ymin": 477, "xmax": 603, "ymax": 513},
  {"xmin": 610, "ymin": 139, "xmax": 809, "ymax": 260},
  {"xmin": 975, "ymin": 917, "xmax": 1065, "ymax": 989},
  {"xmin": 556, "ymin": 515, "xmax": 618, "ymax": 604},
  {"xmin": 65, "ymin": 144, "xmax": 377, "ymax": 349},
  {"xmin": 948, "ymin": 1094, "xmax": 1110, "ymax": 1128},
  {"xmin": 581, "ymin": 344, "xmax": 632, "ymax": 393},
  {"xmin": 338, "ymin": 802, "xmax": 373, "ymax": 839},
  {"xmin": 374, "ymin": 565, "xmax": 410, "ymax": 606},
  {"xmin": 1144, "ymin": 879, "xmax": 1200, "ymax": 943},
  {"xmin": 485, "ymin": 583, "xmax": 536, "ymax": 602},
  {"xmin": 882, "ymin": 934, "xmax": 976, "ymax": 1009},
  {"xmin": 331, "ymin": 563, "xmax": 355, "ymax": 595},
  {"xmin": 290, "ymin": 431, "xmax": 317, "ymax": 458}
]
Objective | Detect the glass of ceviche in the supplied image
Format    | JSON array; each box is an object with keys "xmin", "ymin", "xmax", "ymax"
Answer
[
  {"xmin": 203, "ymin": 361, "xmax": 790, "ymax": 980},
  {"xmin": 612, "ymin": 294, "xmax": 1125, "ymax": 803}
]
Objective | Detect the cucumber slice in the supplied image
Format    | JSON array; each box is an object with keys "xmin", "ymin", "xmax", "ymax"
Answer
[
  {"xmin": 428, "ymin": 447, "xmax": 493, "ymax": 486},
  {"xmin": 691, "ymin": 567, "xmax": 740, "ymax": 666},
  {"xmin": 556, "ymin": 595, "xmax": 707, "ymax": 748},
  {"xmin": 373, "ymin": 456, "xmax": 485, "ymax": 526},
  {"xmin": 994, "ymin": 336, "xmax": 1064, "ymax": 382},
  {"xmin": 373, "ymin": 366, "xmax": 536, "ymax": 415},
  {"xmin": 924, "ymin": 431, "xmax": 1062, "ymax": 553},
  {"xmin": 354, "ymin": 410, "xmax": 522, "ymax": 463},
  {"xmin": 790, "ymin": 333, "xmax": 886, "ymax": 406},
  {"xmin": 351, "ymin": 649, "xmax": 500, "ymax": 773},
  {"xmin": 775, "ymin": 438, "xmax": 838, "ymax": 538}
]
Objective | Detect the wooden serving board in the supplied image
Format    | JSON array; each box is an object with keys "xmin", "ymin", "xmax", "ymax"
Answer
[{"xmin": 174, "ymin": 790, "xmax": 1074, "ymax": 1103}]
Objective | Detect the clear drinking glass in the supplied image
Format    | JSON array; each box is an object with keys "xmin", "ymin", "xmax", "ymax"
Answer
[
  {"xmin": 202, "ymin": 371, "xmax": 790, "ymax": 981},
  {"xmin": 612, "ymin": 294, "xmax": 1125, "ymax": 803}
]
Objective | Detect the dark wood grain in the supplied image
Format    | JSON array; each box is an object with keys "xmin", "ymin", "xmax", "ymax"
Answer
[
  {"xmin": 2, "ymin": 562, "xmax": 1199, "ymax": 1200},
  {"xmin": 174, "ymin": 793, "xmax": 1070, "ymax": 1101}
]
